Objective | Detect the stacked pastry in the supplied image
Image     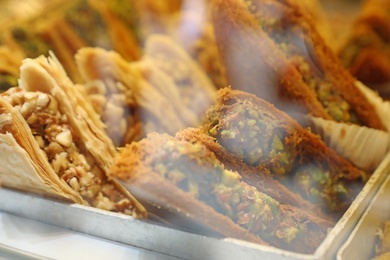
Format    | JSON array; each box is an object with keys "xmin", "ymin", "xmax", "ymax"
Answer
[
  {"xmin": 0, "ymin": 0, "xmax": 141, "ymax": 84},
  {"xmin": 0, "ymin": 53, "xmax": 146, "ymax": 218},
  {"xmin": 0, "ymin": 0, "xmax": 389, "ymax": 255},
  {"xmin": 75, "ymin": 35, "xmax": 216, "ymax": 146},
  {"xmin": 109, "ymin": 88, "xmax": 371, "ymax": 253},
  {"xmin": 210, "ymin": 0, "xmax": 385, "ymax": 131},
  {"xmin": 338, "ymin": 0, "xmax": 390, "ymax": 96}
]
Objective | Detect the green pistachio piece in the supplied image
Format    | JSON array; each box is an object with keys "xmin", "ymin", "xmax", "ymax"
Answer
[
  {"xmin": 333, "ymin": 183, "xmax": 348, "ymax": 197},
  {"xmin": 188, "ymin": 180, "xmax": 199, "ymax": 197},
  {"xmin": 308, "ymin": 188, "xmax": 322, "ymax": 203},
  {"xmin": 251, "ymin": 125, "xmax": 261, "ymax": 132},
  {"xmin": 247, "ymin": 119, "xmax": 256, "ymax": 126},
  {"xmin": 327, "ymin": 105, "xmax": 344, "ymax": 121},
  {"xmin": 248, "ymin": 109, "xmax": 259, "ymax": 119},
  {"xmin": 312, "ymin": 168, "xmax": 329, "ymax": 185},
  {"xmin": 231, "ymin": 191, "xmax": 241, "ymax": 206},
  {"xmin": 294, "ymin": 172, "xmax": 311, "ymax": 193},
  {"xmin": 155, "ymin": 163, "xmax": 167, "ymax": 176},
  {"xmin": 279, "ymin": 152, "xmax": 290, "ymax": 165},
  {"xmin": 273, "ymin": 166, "xmax": 287, "ymax": 176},
  {"xmin": 263, "ymin": 194, "xmax": 279, "ymax": 216},
  {"xmin": 283, "ymin": 227, "xmax": 300, "ymax": 244},
  {"xmin": 221, "ymin": 129, "xmax": 236, "ymax": 139},
  {"xmin": 167, "ymin": 169, "xmax": 185, "ymax": 184},
  {"xmin": 221, "ymin": 170, "xmax": 240, "ymax": 186},
  {"xmin": 249, "ymin": 131, "xmax": 257, "ymax": 138},
  {"xmin": 245, "ymin": 149, "xmax": 263, "ymax": 165},
  {"xmin": 318, "ymin": 86, "xmax": 330, "ymax": 101},
  {"xmin": 272, "ymin": 136, "xmax": 284, "ymax": 151},
  {"xmin": 208, "ymin": 126, "xmax": 218, "ymax": 136}
]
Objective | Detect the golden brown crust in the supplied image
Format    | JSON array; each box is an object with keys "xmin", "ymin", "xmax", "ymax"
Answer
[
  {"xmin": 75, "ymin": 46, "xmax": 204, "ymax": 145},
  {"xmin": 111, "ymin": 132, "xmax": 336, "ymax": 253},
  {"xmin": 20, "ymin": 54, "xmax": 117, "ymax": 172},
  {"xmin": 12, "ymin": 54, "xmax": 147, "ymax": 217},
  {"xmin": 175, "ymin": 127, "xmax": 335, "ymax": 227},
  {"xmin": 196, "ymin": 88, "xmax": 367, "ymax": 217},
  {"xmin": 281, "ymin": 1, "xmax": 385, "ymax": 131},
  {"xmin": 338, "ymin": 0, "xmax": 390, "ymax": 90},
  {"xmin": 213, "ymin": 88, "xmax": 366, "ymax": 179},
  {"xmin": 0, "ymin": 95, "xmax": 85, "ymax": 204},
  {"xmin": 211, "ymin": 0, "xmax": 385, "ymax": 130},
  {"xmin": 115, "ymin": 166, "xmax": 267, "ymax": 245},
  {"xmin": 89, "ymin": 0, "xmax": 141, "ymax": 61},
  {"xmin": 211, "ymin": 0, "xmax": 331, "ymax": 118},
  {"xmin": 110, "ymin": 133, "xmax": 267, "ymax": 245}
]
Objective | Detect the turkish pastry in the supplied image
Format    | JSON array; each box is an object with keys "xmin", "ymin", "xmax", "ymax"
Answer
[
  {"xmin": 75, "ymin": 47, "xmax": 187, "ymax": 145},
  {"xmin": 1, "ymin": 0, "xmax": 141, "ymax": 83},
  {"xmin": 76, "ymin": 36, "xmax": 216, "ymax": 146},
  {"xmin": 0, "ymin": 53, "xmax": 146, "ymax": 217},
  {"xmin": 338, "ymin": 0, "xmax": 390, "ymax": 94},
  {"xmin": 171, "ymin": 2, "xmax": 229, "ymax": 90},
  {"xmin": 210, "ymin": 0, "xmax": 385, "ymax": 130},
  {"xmin": 193, "ymin": 88, "xmax": 367, "ymax": 217},
  {"xmin": 110, "ymin": 132, "xmax": 331, "ymax": 253},
  {"xmin": 135, "ymin": 0, "xmax": 228, "ymax": 89},
  {"xmin": 143, "ymin": 34, "xmax": 216, "ymax": 120}
]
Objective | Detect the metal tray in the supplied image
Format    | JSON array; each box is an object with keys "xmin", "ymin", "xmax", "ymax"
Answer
[
  {"xmin": 1, "ymin": 152, "xmax": 390, "ymax": 260},
  {"xmin": 337, "ymin": 170, "xmax": 390, "ymax": 259}
]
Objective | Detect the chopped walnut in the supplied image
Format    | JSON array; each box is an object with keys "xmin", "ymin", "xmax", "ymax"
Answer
[
  {"xmin": 68, "ymin": 177, "xmax": 80, "ymax": 192},
  {"xmin": 1, "ymin": 87, "xmax": 138, "ymax": 216},
  {"xmin": 55, "ymin": 129, "xmax": 73, "ymax": 147},
  {"xmin": 36, "ymin": 93, "xmax": 50, "ymax": 108}
]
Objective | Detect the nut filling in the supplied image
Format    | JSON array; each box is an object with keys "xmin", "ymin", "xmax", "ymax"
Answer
[
  {"xmin": 2, "ymin": 87, "xmax": 137, "ymax": 215},
  {"xmin": 292, "ymin": 163, "xmax": 351, "ymax": 212},
  {"xmin": 148, "ymin": 140, "xmax": 326, "ymax": 252},
  {"xmin": 207, "ymin": 101, "xmax": 296, "ymax": 176},
  {"xmin": 205, "ymin": 96, "xmax": 356, "ymax": 214},
  {"xmin": 243, "ymin": 0, "xmax": 360, "ymax": 124}
]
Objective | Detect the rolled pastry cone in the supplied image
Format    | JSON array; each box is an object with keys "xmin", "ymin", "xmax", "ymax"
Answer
[
  {"xmin": 10, "ymin": 54, "xmax": 146, "ymax": 217},
  {"xmin": 110, "ymin": 132, "xmax": 331, "ymax": 253},
  {"xmin": 210, "ymin": 0, "xmax": 386, "ymax": 130},
  {"xmin": 200, "ymin": 88, "xmax": 367, "ymax": 215},
  {"xmin": 175, "ymin": 127, "xmax": 334, "ymax": 224},
  {"xmin": 75, "ymin": 47, "xmax": 189, "ymax": 145},
  {"xmin": 210, "ymin": 0, "xmax": 330, "ymax": 118}
]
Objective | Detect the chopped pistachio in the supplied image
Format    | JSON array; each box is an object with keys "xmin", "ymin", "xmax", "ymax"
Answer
[
  {"xmin": 208, "ymin": 126, "xmax": 218, "ymax": 136},
  {"xmin": 272, "ymin": 136, "xmax": 284, "ymax": 151},
  {"xmin": 282, "ymin": 227, "xmax": 300, "ymax": 244},
  {"xmin": 333, "ymin": 183, "xmax": 348, "ymax": 197},
  {"xmin": 327, "ymin": 106, "xmax": 344, "ymax": 122},
  {"xmin": 221, "ymin": 129, "xmax": 236, "ymax": 139},
  {"xmin": 247, "ymin": 119, "xmax": 256, "ymax": 126},
  {"xmin": 187, "ymin": 180, "xmax": 199, "ymax": 197}
]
